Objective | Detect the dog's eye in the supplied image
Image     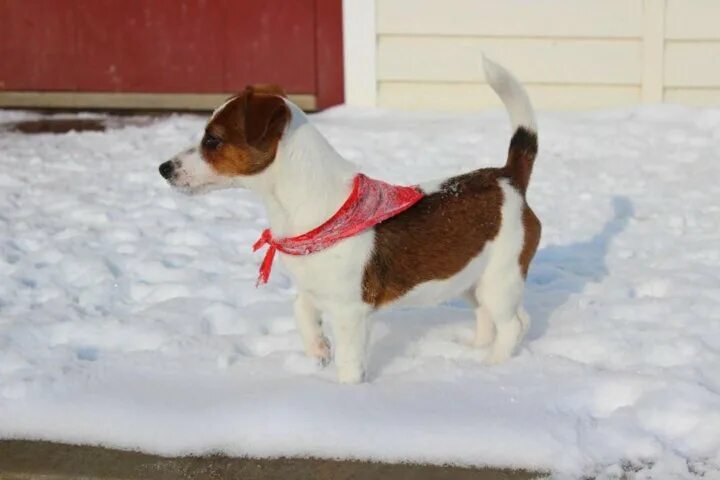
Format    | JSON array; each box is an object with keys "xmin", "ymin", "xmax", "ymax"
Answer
[{"xmin": 202, "ymin": 133, "xmax": 222, "ymax": 150}]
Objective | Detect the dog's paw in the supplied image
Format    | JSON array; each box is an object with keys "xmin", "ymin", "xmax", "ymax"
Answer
[
  {"xmin": 482, "ymin": 345, "xmax": 512, "ymax": 365},
  {"xmin": 317, "ymin": 352, "xmax": 331, "ymax": 368},
  {"xmin": 337, "ymin": 367, "xmax": 365, "ymax": 384},
  {"xmin": 306, "ymin": 336, "xmax": 331, "ymax": 367},
  {"xmin": 473, "ymin": 327, "xmax": 495, "ymax": 348},
  {"xmin": 336, "ymin": 358, "xmax": 366, "ymax": 383}
]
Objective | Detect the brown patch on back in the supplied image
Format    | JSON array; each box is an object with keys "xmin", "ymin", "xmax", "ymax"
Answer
[
  {"xmin": 363, "ymin": 125, "xmax": 542, "ymax": 307},
  {"xmin": 362, "ymin": 169, "xmax": 505, "ymax": 307},
  {"xmin": 202, "ymin": 86, "xmax": 290, "ymax": 177}
]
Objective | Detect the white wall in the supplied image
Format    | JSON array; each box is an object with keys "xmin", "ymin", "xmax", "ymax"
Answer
[{"xmin": 343, "ymin": 0, "xmax": 720, "ymax": 110}]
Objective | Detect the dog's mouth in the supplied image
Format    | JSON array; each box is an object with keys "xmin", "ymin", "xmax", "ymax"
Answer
[
  {"xmin": 162, "ymin": 168, "xmax": 209, "ymax": 195},
  {"xmin": 169, "ymin": 179, "xmax": 216, "ymax": 196}
]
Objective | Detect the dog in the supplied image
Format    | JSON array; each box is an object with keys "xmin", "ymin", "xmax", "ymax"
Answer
[{"xmin": 158, "ymin": 58, "xmax": 540, "ymax": 383}]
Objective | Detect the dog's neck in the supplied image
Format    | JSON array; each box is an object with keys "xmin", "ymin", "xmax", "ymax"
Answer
[{"xmin": 242, "ymin": 102, "xmax": 358, "ymax": 238}]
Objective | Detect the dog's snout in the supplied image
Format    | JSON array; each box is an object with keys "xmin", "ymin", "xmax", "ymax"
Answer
[{"xmin": 159, "ymin": 161, "xmax": 175, "ymax": 179}]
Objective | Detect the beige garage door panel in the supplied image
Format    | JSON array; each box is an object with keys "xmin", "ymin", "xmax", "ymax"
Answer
[
  {"xmin": 666, "ymin": 0, "xmax": 720, "ymax": 40},
  {"xmin": 379, "ymin": 82, "xmax": 640, "ymax": 111},
  {"xmin": 377, "ymin": 0, "xmax": 643, "ymax": 38},
  {"xmin": 665, "ymin": 42, "xmax": 720, "ymax": 88},
  {"xmin": 378, "ymin": 37, "xmax": 642, "ymax": 85}
]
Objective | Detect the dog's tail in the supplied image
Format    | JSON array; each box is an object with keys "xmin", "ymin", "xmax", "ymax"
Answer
[{"xmin": 483, "ymin": 56, "xmax": 538, "ymax": 195}]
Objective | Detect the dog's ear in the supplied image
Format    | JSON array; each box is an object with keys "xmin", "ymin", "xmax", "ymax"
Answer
[
  {"xmin": 243, "ymin": 86, "xmax": 290, "ymax": 152},
  {"xmin": 248, "ymin": 83, "xmax": 287, "ymax": 98}
]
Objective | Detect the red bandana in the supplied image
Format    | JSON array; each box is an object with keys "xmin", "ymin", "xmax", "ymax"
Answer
[{"xmin": 252, "ymin": 173, "xmax": 424, "ymax": 286}]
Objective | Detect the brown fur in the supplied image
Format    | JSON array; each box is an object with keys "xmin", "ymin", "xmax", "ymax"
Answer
[
  {"xmin": 363, "ymin": 127, "xmax": 540, "ymax": 307},
  {"xmin": 505, "ymin": 127, "xmax": 538, "ymax": 195},
  {"xmin": 203, "ymin": 86, "xmax": 290, "ymax": 177},
  {"xmin": 363, "ymin": 169, "xmax": 504, "ymax": 307},
  {"xmin": 507, "ymin": 127, "xmax": 541, "ymax": 276},
  {"xmin": 520, "ymin": 207, "xmax": 541, "ymax": 278}
]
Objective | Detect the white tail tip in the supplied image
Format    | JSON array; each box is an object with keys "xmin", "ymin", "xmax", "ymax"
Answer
[{"xmin": 482, "ymin": 55, "xmax": 537, "ymax": 133}]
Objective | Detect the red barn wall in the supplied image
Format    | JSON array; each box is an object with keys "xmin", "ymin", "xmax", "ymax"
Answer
[{"xmin": 0, "ymin": 0, "xmax": 343, "ymax": 110}]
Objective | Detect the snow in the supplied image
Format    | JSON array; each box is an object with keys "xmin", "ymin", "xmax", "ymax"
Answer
[{"xmin": 1, "ymin": 105, "xmax": 720, "ymax": 479}]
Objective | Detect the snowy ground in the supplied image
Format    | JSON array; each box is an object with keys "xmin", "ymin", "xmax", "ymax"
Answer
[{"xmin": 1, "ymin": 105, "xmax": 719, "ymax": 479}]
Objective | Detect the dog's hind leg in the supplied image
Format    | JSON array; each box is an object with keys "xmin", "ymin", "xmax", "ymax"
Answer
[
  {"xmin": 478, "ymin": 181, "xmax": 527, "ymax": 364},
  {"xmin": 517, "ymin": 305, "xmax": 530, "ymax": 338},
  {"xmin": 468, "ymin": 287, "xmax": 496, "ymax": 347},
  {"xmin": 478, "ymin": 270, "xmax": 524, "ymax": 365},
  {"xmin": 294, "ymin": 293, "xmax": 330, "ymax": 365},
  {"xmin": 463, "ymin": 290, "xmax": 478, "ymax": 308}
]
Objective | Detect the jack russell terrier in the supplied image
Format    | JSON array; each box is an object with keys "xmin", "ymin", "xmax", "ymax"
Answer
[{"xmin": 158, "ymin": 58, "xmax": 540, "ymax": 383}]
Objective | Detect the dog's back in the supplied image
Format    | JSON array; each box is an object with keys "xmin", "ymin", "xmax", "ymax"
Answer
[{"xmin": 363, "ymin": 58, "xmax": 541, "ymax": 309}]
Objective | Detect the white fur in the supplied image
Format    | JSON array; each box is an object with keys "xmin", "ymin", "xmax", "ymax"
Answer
[
  {"xmin": 419, "ymin": 56, "xmax": 536, "ymax": 197},
  {"xmin": 482, "ymin": 55, "xmax": 537, "ymax": 132},
  {"xmin": 475, "ymin": 180, "xmax": 527, "ymax": 364},
  {"xmin": 294, "ymin": 293, "xmax": 330, "ymax": 364},
  {"xmin": 237, "ymin": 100, "xmax": 375, "ymax": 383},
  {"xmin": 237, "ymin": 101, "xmax": 359, "ymax": 238},
  {"xmin": 393, "ymin": 252, "xmax": 491, "ymax": 309},
  {"xmin": 395, "ymin": 180, "xmax": 528, "ymax": 361},
  {"xmin": 164, "ymin": 60, "xmax": 537, "ymax": 383},
  {"xmin": 165, "ymin": 147, "xmax": 238, "ymax": 195}
]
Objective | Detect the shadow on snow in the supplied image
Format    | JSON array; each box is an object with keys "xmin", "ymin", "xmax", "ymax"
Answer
[{"xmin": 369, "ymin": 196, "xmax": 634, "ymax": 375}]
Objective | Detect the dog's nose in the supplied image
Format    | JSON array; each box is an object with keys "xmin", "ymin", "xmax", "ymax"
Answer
[{"xmin": 159, "ymin": 161, "xmax": 174, "ymax": 179}]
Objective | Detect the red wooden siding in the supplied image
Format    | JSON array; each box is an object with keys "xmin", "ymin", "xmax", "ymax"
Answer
[
  {"xmin": 0, "ymin": 0, "xmax": 343, "ymax": 108},
  {"xmin": 314, "ymin": 0, "xmax": 344, "ymax": 108}
]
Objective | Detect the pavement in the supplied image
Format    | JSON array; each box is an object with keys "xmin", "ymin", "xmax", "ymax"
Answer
[{"xmin": 0, "ymin": 440, "xmax": 542, "ymax": 480}]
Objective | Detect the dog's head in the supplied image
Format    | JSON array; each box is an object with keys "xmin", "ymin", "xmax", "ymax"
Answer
[{"xmin": 159, "ymin": 84, "xmax": 290, "ymax": 194}]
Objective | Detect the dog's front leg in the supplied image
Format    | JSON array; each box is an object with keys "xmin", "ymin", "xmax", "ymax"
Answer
[
  {"xmin": 326, "ymin": 305, "xmax": 370, "ymax": 384},
  {"xmin": 294, "ymin": 293, "xmax": 330, "ymax": 365}
]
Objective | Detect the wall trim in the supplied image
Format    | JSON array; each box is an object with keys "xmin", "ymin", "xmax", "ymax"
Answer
[
  {"xmin": 342, "ymin": 0, "xmax": 377, "ymax": 106},
  {"xmin": 642, "ymin": 0, "xmax": 666, "ymax": 102},
  {"xmin": 0, "ymin": 92, "xmax": 317, "ymax": 111}
]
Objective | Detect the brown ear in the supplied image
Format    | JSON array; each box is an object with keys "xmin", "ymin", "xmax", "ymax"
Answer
[
  {"xmin": 249, "ymin": 83, "xmax": 287, "ymax": 98},
  {"xmin": 243, "ymin": 88, "xmax": 290, "ymax": 153}
]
